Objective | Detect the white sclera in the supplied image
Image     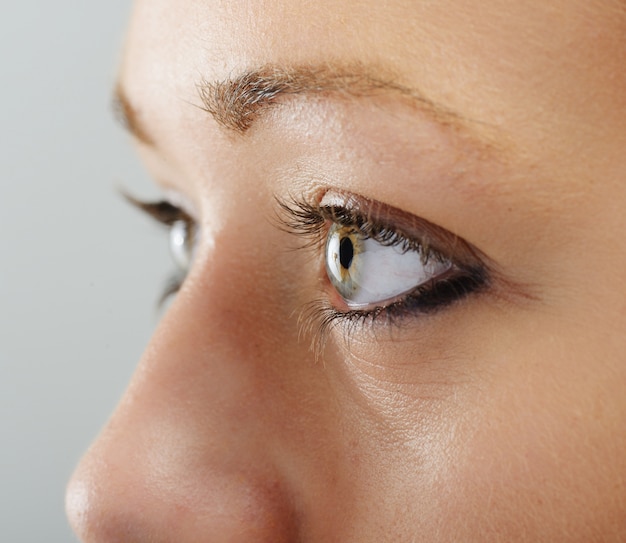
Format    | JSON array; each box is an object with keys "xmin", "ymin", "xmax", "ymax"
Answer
[
  {"xmin": 169, "ymin": 220, "xmax": 193, "ymax": 271},
  {"xmin": 326, "ymin": 227, "xmax": 452, "ymax": 308}
]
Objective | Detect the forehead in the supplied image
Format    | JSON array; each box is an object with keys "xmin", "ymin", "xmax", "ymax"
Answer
[
  {"xmin": 120, "ymin": 0, "xmax": 626, "ymax": 221},
  {"xmin": 118, "ymin": 3, "xmax": 625, "ymax": 239},
  {"xmin": 120, "ymin": 0, "xmax": 626, "ymax": 138}
]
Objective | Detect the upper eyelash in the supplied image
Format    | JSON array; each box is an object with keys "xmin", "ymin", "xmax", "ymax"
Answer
[
  {"xmin": 276, "ymin": 193, "xmax": 466, "ymax": 269},
  {"xmin": 276, "ymin": 196, "xmax": 434, "ymax": 259},
  {"xmin": 276, "ymin": 194, "xmax": 477, "ymax": 264},
  {"xmin": 122, "ymin": 192, "xmax": 195, "ymax": 226}
]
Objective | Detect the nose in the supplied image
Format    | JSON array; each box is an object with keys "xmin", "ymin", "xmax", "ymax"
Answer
[{"xmin": 65, "ymin": 226, "xmax": 328, "ymax": 542}]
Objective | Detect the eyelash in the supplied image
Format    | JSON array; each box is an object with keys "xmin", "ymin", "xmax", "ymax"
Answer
[
  {"xmin": 129, "ymin": 192, "xmax": 489, "ymax": 348},
  {"xmin": 276, "ymin": 194, "xmax": 489, "ymax": 348}
]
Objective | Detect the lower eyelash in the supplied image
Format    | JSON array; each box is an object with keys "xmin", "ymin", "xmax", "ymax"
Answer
[
  {"xmin": 159, "ymin": 273, "xmax": 186, "ymax": 306},
  {"xmin": 299, "ymin": 269, "xmax": 488, "ymax": 355}
]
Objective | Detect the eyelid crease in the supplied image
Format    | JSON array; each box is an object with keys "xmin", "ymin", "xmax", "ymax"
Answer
[{"xmin": 335, "ymin": 192, "xmax": 488, "ymax": 266}]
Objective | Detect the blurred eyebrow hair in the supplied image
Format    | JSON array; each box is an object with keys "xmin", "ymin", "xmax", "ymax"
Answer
[
  {"xmin": 196, "ymin": 64, "xmax": 472, "ymax": 134},
  {"xmin": 112, "ymin": 83, "xmax": 155, "ymax": 147}
]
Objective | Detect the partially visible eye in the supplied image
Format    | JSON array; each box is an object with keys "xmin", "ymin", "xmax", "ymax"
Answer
[
  {"xmin": 326, "ymin": 223, "xmax": 452, "ymax": 308},
  {"xmin": 124, "ymin": 192, "xmax": 198, "ymax": 299}
]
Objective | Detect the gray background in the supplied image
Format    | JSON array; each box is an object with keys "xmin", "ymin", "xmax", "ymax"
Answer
[{"xmin": 1, "ymin": 2, "xmax": 169, "ymax": 541}]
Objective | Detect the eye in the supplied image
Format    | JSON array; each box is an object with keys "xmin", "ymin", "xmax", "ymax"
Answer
[
  {"xmin": 326, "ymin": 223, "xmax": 453, "ymax": 308},
  {"xmin": 277, "ymin": 190, "xmax": 489, "ymax": 333},
  {"xmin": 124, "ymin": 193, "xmax": 198, "ymax": 298}
]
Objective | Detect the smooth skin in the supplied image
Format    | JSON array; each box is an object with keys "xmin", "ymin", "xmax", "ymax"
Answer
[{"xmin": 67, "ymin": 0, "xmax": 626, "ymax": 541}]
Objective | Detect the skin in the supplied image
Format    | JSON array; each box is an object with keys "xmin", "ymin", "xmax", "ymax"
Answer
[{"xmin": 67, "ymin": 0, "xmax": 626, "ymax": 541}]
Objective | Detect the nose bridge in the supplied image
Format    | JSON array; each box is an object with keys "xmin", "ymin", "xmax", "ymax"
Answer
[{"xmin": 66, "ymin": 225, "xmax": 315, "ymax": 541}]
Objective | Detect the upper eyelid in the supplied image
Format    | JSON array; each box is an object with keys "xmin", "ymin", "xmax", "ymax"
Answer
[
  {"xmin": 279, "ymin": 190, "xmax": 487, "ymax": 270},
  {"xmin": 329, "ymin": 193, "xmax": 478, "ymax": 260}
]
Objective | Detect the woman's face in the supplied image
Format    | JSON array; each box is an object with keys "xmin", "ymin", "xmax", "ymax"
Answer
[{"xmin": 67, "ymin": 0, "xmax": 626, "ymax": 541}]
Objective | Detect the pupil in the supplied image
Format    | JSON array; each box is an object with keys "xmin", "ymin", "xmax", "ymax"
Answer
[{"xmin": 339, "ymin": 236, "xmax": 354, "ymax": 270}]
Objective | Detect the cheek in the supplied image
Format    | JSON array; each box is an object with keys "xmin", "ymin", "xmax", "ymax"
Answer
[
  {"xmin": 435, "ymin": 346, "xmax": 626, "ymax": 540},
  {"xmin": 328, "ymin": 303, "xmax": 626, "ymax": 539}
]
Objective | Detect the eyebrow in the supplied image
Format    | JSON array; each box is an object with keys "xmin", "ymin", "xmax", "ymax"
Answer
[
  {"xmin": 114, "ymin": 63, "xmax": 488, "ymax": 142},
  {"xmin": 112, "ymin": 82, "xmax": 156, "ymax": 147},
  {"xmin": 196, "ymin": 64, "xmax": 467, "ymax": 133}
]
